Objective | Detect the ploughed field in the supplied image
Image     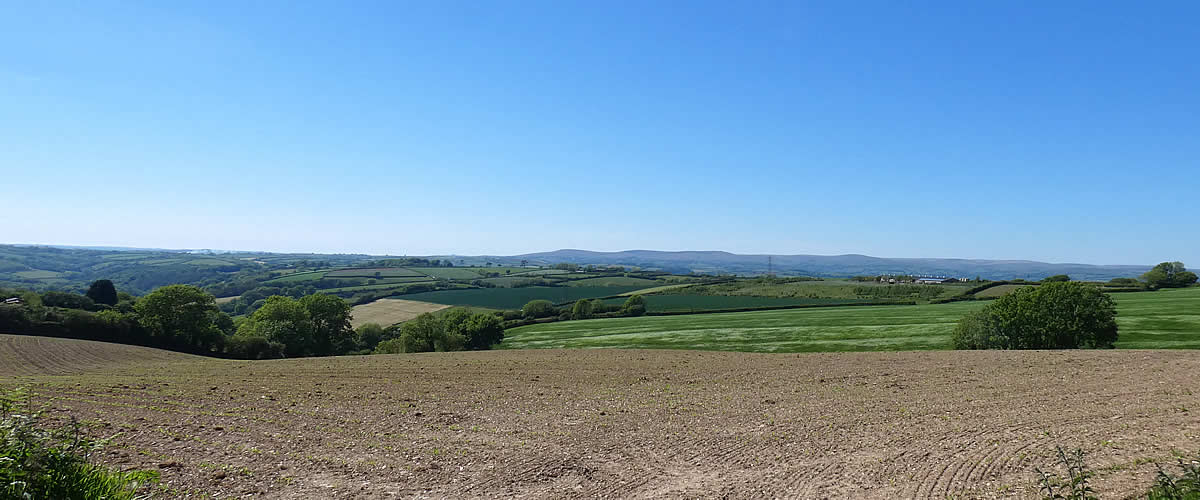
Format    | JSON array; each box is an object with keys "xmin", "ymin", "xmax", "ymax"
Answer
[{"xmin": 2, "ymin": 335, "xmax": 1198, "ymax": 498}]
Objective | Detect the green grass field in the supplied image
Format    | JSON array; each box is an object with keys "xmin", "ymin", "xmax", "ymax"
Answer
[
  {"xmin": 317, "ymin": 280, "xmax": 437, "ymax": 293},
  {"xmin": 478, "ymin": 276, "xmax": 547, "ymax": 287},
  {"xmin": 598, "ymin": 294, "xmax": 885, "ymax": 312},
  {"xmin": 504, "ymin": 287, "xmax": 1200, "ymax": 352},
  {"xmin": 324, "ymin": 267, "xmax": 426, "ymax": 278},
  {"xmin": 504, "ymin": 301, "xmax": 983, "ymax": 352},
  {"xmin": 564, "ymin": 276, "xmax": 660, "ymax": 287},
  {"xmin": 407, "ymin": 267, "xmax": 485, "ymax": 280},
  {"xmin": 264, "ymin": 270, "xmax": 328, "ymax": 283},
  {"xmin": 397, "ymin": 286, "xmax": 647, "ymax": 310},
  {"xmin": 184, "ymin": 258, "xmax": 237, "ymax": 266},
  {"xmin": 677, "ymin": 279, "xmax": 973, "ymax": 301},
  {"xmin": 1112, "ymin": 287, "xmax": 1200, "ymax": 348},
  {"xmin": 13, "ymin": 270, "xmax": 62, "ymax": 279}
]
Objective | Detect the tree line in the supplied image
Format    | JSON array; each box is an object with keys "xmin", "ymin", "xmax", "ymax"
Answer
[{"xmin": 0, "ymin": 280, "xmax": 506, "ymax": 359}]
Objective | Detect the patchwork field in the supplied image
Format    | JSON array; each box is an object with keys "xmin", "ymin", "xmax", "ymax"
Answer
[
  {"xmin": 506, "ymin": 302, "xmax": 983, "ymax": 352},
  {"xmin": 264, "ymin": 270, "xmax": 328, "ymax": 283},
  {"xmin": 2, "ymin": 337, "xmax": 1197, "ymax": 499},
  {"xmin": 398, "ymin": 286, "xmax": 647, "ymax": 310},
  {"xmin": 349, "ymin": 298, "xmax": 450, "ymax": 328},
  {"xmin": 599, "ymin": 294, "xmax": 886, "ymax": 312},
  {"xmin": 507, "ymin": 287, "xmax": 1200, "ymax": 352},
  {"xmin": 564, "ymin": 276, "xmax": 660, "ymax": 287},
  {"xmin": 324, "ymin": 268, "xmax": 426, "ymax": 278},
  {"xmin": 407, "ymin": 267, "xmax": 487, "ymax": 280}
]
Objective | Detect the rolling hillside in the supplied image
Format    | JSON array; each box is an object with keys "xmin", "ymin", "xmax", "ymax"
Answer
[{"xmin": 511, "ymin": 249, "xmax": 1149, "ymax": 281}]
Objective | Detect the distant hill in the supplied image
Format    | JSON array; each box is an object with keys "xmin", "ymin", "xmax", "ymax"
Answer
[
  {"xmin": 0, "ymin": 244, "xmax": 1151, "ymax": 294},
  {"xmin": 506, "ymin": 249, "xmax": 1148, "ymax": 281}
]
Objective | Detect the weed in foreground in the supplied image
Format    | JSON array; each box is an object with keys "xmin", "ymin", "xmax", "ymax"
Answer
[
  {"xmin": 1147, "ymin": 454, "xmax": 1200, "ymax": 500},
  {"xmin": 1, "ymin": 387, "xmax": 158, "ymax": 500},
  {"xmin": 1036, "ymin": 446, "xmax": 1097, "ymax": 500}
]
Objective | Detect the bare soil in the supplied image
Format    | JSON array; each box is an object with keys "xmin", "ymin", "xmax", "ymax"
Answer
[{"xmin": 2, "ymin": 335, "xmax": 1197, "ymax": 498}]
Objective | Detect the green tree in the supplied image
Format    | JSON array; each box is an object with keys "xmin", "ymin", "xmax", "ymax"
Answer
[
  {"xmin": 521, "ymin": 299, "xmax": 556, "ymax": 319},
  {"xmin": 1043, "ymin": 274, "xmax": 1070, "ymax": 283},
  {"xmin": 463, "ymin": 313, "xmax": 504, "ymax": 349},
  {"xmin": 355, "ymin": 323, "xmax": 386, "ymax": 351},
  {"xmin": 236, "ymin": 296, "xmax": 313, "ymax": 357},
  {"xmin": 134, "ymin": 285, "xmax": 225, "ymax": 353},
  {"xmin": 40, "ymin": 291, "xmax": 95, "ymax": 310},
  {"xmin": 953, "ymin": 282, "xmax": 1118, "ymax": 350},
  {"xmin": 299, "ymin": 294, "xmax": 353, "ymax": 355},
  {"xmin": 1142, "ymin": 262, "xmax": 1199, "ymax": 288},
  {"xmin": 570, "ymin": 299, "xmax": 594, "ymax": 320},
  {"xmin": 387, "ymin": 313, "xmax": 446, "ymax": 353},
  {"xmin": 621, "ymin": 294, "xmax": 647, "ymax": 316},
  {"xmin": 85, "ymin": 279, "xmax": 119, "ymax": 306}
]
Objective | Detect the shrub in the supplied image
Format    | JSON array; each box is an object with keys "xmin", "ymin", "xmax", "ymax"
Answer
[
  {"xmin": 1, "ymin": 388, "xmax": 157, "ymax": 499},
  {"xmin": 373, "ymin": 337, "xmax": 405, "ymax": 354},
  {"xmin": 355, "ymin": 323, "xmax": 386, "ymax": 351},
  {"xmin": 621, "ymin": 295, "xmax": 647, "ymax": 316},
  {"xmin": 225, "ymin": 335, "xmax": 285, "ymax": 360},
  {"xmin": 521, "ymin": 299, "xmax": 556, "ymax": 319},
  {"xmin": 571, "ymin": 299, "xmax": 594, "ymax": 320},
  {"xmin": 953, "ymin": 282, "xmax": 1117, "ymax": 350},
  {"xmin": 1148, "ymin": 453, "xmax": 1200, "ymax": 499}
]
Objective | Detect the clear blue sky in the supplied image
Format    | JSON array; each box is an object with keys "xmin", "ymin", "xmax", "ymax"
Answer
[{"xmin": 2, "ymin": 1, "xmax": 1196, "ymax": 265}]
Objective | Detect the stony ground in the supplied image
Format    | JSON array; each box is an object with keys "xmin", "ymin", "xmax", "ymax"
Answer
[{"xmin": 2, "ymin": 335, "xmax": 1198, "ymax": 498}]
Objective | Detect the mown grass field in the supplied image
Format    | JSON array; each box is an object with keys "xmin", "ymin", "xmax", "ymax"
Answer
[
  {"xmin": 505, "ymin": 286, "xmax": 1200, "ymax": 352},
  {"xmin": 398, "ymin": 286, "xmax": 646, "ymax": 310},
  {"xmin": 324, "ymin": 267, "xmax": 426, "ymax": 278},
  {"xmin": 264, "ymin": 270, "xmax": 327, "ymax": 283},
  {"xmin": 1112, "ymin": 287, "xmax": 1200, "ymax": 348},
  {"xmin": 504, "ymin": 301, "xmax": 984, "ymax": 352},
  {"xmin": 565, "ymin": 276, "xmax": 660, "ymax": 287},
  {"xmin": 317, "ymin": 280, "xmax": 436, "ymax": 293},
  {"xmin": 407, "ymin": 267, "xmax": 485, "ymax": 280},
  {"xmin": 598, "ymin": 294, "xmax": 885, "ymax": 312},
  {"xmin": 677, "ymin": 279, "xmax": 973, "ymax": 301}
]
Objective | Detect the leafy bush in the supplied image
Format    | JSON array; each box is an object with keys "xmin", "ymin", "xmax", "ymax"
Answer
[
  {"xmin": 1148, "ymin": 454, "xmax": 1200, "ymax": 499},
  {"xmin": 224, "ymin": 335, "xmax": 285, "ymax": 360},
  {"xmin": 1, "ymin": 388, "xmax": 156, "ymax": 500},
  {"xmin": 953, "ymin": 282, "xmax": 1117, "ymax": 350},
  {"xmin": 521, "ymin": 299, "xmax": 557, "ymax": 319},
  {"xmin": 372, "ymin": 311, "xmax": 502, "ymax": 354},
  {"xmin": 621, "ymin": 295, "xmax": 647, "ymax": 316}
]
